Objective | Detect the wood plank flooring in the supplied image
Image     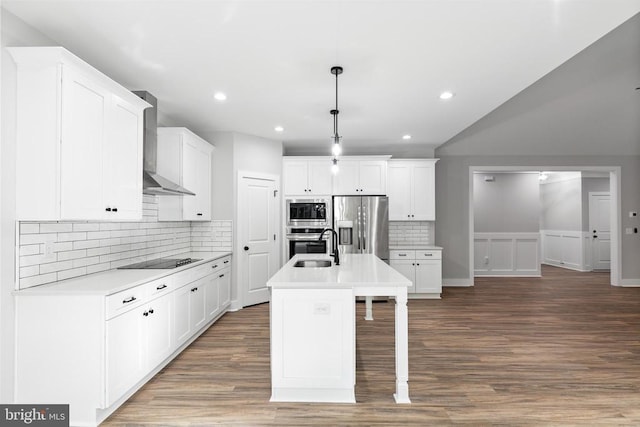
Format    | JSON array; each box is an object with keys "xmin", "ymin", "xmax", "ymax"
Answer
[{"xmin": 103, "ymin": 266, "xmax": 640, "ymax": 425}]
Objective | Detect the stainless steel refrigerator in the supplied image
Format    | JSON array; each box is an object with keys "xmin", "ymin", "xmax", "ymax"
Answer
[{"xmin": 333, "ymin": 196, "xmax": 389, "ymax": 262}]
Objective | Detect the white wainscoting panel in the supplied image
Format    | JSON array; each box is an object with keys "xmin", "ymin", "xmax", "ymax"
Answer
[
  {"xmin": 474, "ymin": 233, "xmax": 540, "ymax": 277},
  {"xmin": 540, "ymin": 230, "xmax": 591, "ymax": 272}
]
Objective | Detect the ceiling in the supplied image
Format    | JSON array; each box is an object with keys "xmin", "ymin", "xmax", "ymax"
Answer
[{"xmin": 4, "ymin": 1, "xmax": 640, "ymax": 155}]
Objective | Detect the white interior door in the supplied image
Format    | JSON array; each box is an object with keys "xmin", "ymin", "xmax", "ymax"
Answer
[
  {"xmin": 239, "ymin": 174, "xmax": 279, "ymax": 307},
  {"xmin": 589, "ymin": 192, "xmax": 611, "ymax": 271}
]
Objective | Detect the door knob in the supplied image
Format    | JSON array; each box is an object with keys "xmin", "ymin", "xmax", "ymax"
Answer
[{"xmin": 244, "ymin": 246, "xmax": 249, "ymax": 251}]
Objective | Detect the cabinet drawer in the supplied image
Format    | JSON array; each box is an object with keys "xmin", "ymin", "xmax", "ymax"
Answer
[
  {"xmin": 416, "ymin": 250, "xmax": 441, "ymax": 260},
  {"xmin": 146, "ymin": 276, "xmax": 173, "ymax": 298},
  {"xmin": 390, "ymin": 250, "xmax": 415, "ymax": 260},
  {"xmin": 106, "ymin": 286, "xmax": 147, "ymax": 319},
  {"xmin": 210, "ymin": 256, "xmax": 231, "ymax": 274}
]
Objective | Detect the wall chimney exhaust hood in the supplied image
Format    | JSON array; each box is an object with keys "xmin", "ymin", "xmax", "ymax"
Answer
[{"xmin": 133, "ymin": 91, "xmax": 195, "ymax": 196}]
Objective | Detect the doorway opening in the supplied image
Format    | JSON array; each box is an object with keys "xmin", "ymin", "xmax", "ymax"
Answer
[{"xmin": 469, "ymin": 166, "xmax": 620, "ymax": 286}]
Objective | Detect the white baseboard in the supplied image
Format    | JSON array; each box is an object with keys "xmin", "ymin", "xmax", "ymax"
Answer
[
  {"xmin": 443, "ymin": 278, "xmax": 473, "ymax": 287},
  {"xmin": 229, "ymin": 299, "xmax": 243, "ymax": 311},
  {"xmin": 619, "ymin": 279, "xmax": 640, "ymax": 287}
]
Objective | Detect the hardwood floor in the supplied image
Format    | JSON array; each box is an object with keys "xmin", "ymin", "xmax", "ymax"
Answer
[{"xmin": 103, "ymin": 266, "xmax": 640, "ymax": 425}]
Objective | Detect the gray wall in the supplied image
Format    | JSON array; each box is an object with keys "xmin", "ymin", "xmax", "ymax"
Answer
[
  {"xmin": 473, "ymin": 173, "xmax": 540, "ymax": 233},
  {"xmin": 1, "ymin": 9, "xmax": 57, "ymax": 403},
  {"xmin": 540, "ymin": 175, "xmax": 583, "ymax": 231},
  {"xmin": 582, "ymin": 177, "xmax": 610, "ymax": 232}
]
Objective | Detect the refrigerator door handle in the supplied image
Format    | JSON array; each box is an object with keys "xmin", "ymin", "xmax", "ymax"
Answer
[
  {"xmin": 357, "ymin": 205, "xmax": 362, "ymax": 250},
  {"xmin": 362, "ymin": 204, "xmax": 367, "ymax": 251}
]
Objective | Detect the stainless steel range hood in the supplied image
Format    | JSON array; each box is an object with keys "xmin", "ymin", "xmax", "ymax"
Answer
[{"xmin": 133, "ymin": 91, "xmax": 195, "ymax": 196}]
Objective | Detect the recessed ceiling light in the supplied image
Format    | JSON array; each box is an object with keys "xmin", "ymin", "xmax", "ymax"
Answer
[
  {"xmin": 274, "ymin": 126, "xmax": 284, "ymax": 132},
  {"xmin": 402, "ymin": 134, "xmax": 412, "ymax": 140},
  {"xmin": 439, "ymin": 91, "xmax": 454, "ymax": 100},
  {"xmin": 214, "ymin": 92, "xmax": 227, "ymax": 101}
]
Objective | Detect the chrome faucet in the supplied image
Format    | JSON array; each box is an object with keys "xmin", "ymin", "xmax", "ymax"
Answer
[{"xmin": 319, "ymin": 228, "xmax": 340, "ymax": 266}]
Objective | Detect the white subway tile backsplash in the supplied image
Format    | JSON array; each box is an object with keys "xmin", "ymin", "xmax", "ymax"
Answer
[
  {"xmin": 389, "ymin": 221, "xmax": 434, "ymax": 246},
  {"xmin": 20, "ymin": 223, "xmax": 40, "ymax": 234},
  {"xmin": 40, "ymin": 260, "xmax": 73, "ymax": 275},
  {"xmin": 40, "ymin": 223, "xmax": 73, "ymax": 233},
  {"xmin": 18, "ymin": 196, "xmax": 233, "ymax": 289}
]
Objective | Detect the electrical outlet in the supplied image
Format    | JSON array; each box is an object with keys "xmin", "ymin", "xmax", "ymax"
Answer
[{"xmin": 44, "ymin": 241, "xmax": 54, "ymax": 255}]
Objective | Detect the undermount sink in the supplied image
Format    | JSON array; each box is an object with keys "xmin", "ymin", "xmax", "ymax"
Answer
[{"xmin": 294, "ymin": 260, "xmax": 332, "ymax": 268}]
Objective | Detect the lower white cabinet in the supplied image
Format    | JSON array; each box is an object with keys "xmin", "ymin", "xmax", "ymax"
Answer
[
  {"xmin": 390, "ymin": 249, "xmax": 442, "ymax": 298},
  {"xmin": 15, "ymin": 255, "xmax": 232, "ymax": 427}
]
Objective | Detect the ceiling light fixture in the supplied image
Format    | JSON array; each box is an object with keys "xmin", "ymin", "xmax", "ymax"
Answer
[
  {"xmin": 439, "ymin": 91, "xmax": 454, "ymax": 100},
  {"xmin": 402, "ymin": 134, "xmax": 412, "ymax": 140},
  {"xmin": 214, "ymin": 92, "xmax": 227, "ymax": 101},
  {"xmin": 330, "ymin": 65, "xmax": 343, "ymax": 174},
  {"xmin": 274, "ymin": 126, "xmax": 284, "ymax": 132}
]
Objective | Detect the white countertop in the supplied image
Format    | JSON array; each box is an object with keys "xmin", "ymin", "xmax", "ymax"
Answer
[
  {"xmin": 267, "ymin": 254, "xmax": 411, "ymax": 289},
  {"xmin": 389, "ymin": 245, "xmax": 443, "ymax": 250},
  {"xmin": 14, "ymin": 251, "xmax": 232, "ymax": 296}
]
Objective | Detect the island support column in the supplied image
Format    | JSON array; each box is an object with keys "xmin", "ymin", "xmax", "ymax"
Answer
[{"xmin": 394, "ymin": 289, "xmax": 411, "ymax": 403}]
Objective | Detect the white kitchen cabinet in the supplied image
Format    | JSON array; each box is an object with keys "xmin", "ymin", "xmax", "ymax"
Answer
[
  {"xmin": 390, "ymin": 249, "xmax": 442, "ymax": 298},
  {"xmin": 157, "ymin": 127, "xmax": 214, "ymax": 221},
  {"xmin": 333, "ymin": 157, "xmax": 389, "ymax": 195},
  {"xmin": 387, "ymin": 159, "xmax": 438, "ymax": 221},
  {"xmin": 283, "ymin": 157, "xmax": 333, "ymax": 195},
  {"xmin": 9, "ymin": 46, "xmax": 148, "ymax": 221},
  {"xmin": 105, "ymin": 289, "xmax": 173, "ymax": 406},
  {"xmin": 15, "ymin": 254, "xmax": 232, "ymax": 427},
  {"xmin": 106, "ymin": 302, "xmax": 146, "ymax": 406}
]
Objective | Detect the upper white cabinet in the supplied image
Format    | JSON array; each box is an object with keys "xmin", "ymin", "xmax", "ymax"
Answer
[
  {"xmin": 283, "ymin": 157, "xmax": 333, "ymax": 196},
  {"xmin": 332, "ymin": 157, "xmax": 389, "ymax": 195},
  {"xmin": 9, "ymin": 47, "xmax": 149, "ymax": 221},
  {"xmin": 157, "ymin": 128, "xmax": 214, "ymax": 221},
  {"xmin": 387, "ymin": 159, "xmax": 438, "ymax": 221}
]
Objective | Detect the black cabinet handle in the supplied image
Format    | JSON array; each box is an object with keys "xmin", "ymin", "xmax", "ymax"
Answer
[
  {"xmin": 149, "ymin": 308, "xmax": 154, "ymax": 314},
  {"xmin": 224, "ymin": 260, "xmax": 229, "ymax": 264},
  {"xmin": 191, "ymin": 287, "xmax": 198, "ymax": 292},
  {"xmin": 112, "ymin": 207, "xmax": 118, "ymax": 212},
  {"xmin": 219, "ymin": 274, "xmax": 225, "ymax": 278},
  {"xmin": 212, "ymin": 264, "xmax": 218, "ymax": 269},
  {"xmin": 593, "ymin": 235, "xmax": 598, "ymax": 238},
  {"xmin": 143, "ymin": 311, "xmax": 149, "ymax": 316},
  {"xmin": 424, "ymin": 253, "xmax": 432, "ymax": 257},
  {"xmin": 399, "ymin": 254, "xmax": 407, "ymax": 257},
  {"xmin": 197, "ymin": 213, "xmax": 203, "ymax": 216},
  {"xmin": 105, "ymin": 207, "xmax": 111, "ymax": 212},
  {"xmin": 156, "ymin": 284, "xmax": 167, "ymax": 290},
  {"xmin": 244, "ymin": 246, "xmax": 249, "ymax": 251},
  {"xmin": 122, "ymin": 296, "xmax": 136, "ymax": 304}
]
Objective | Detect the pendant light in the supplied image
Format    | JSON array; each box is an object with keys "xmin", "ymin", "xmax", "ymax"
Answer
[{"xmin": 330, "ymin": 66, "xmax": 343, "ymax": 173}]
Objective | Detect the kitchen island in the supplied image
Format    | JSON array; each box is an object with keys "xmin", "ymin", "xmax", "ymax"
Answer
[{"xmin": 267, "ymin": 253, "xmax": 411, "ymax": 404}]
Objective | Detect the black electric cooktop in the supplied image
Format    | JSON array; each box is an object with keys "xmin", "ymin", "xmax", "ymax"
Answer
[{"xmin": 118, "ymin": 257, "xmax": 202, "ymax": 270}]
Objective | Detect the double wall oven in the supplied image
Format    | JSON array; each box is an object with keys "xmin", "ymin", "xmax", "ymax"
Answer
[{"xmin": 285, "ymin": 198, "xmax": 331, "ymax": 259}]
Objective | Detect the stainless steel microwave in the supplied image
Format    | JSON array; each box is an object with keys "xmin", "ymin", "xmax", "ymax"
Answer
[{"xmin": 286, "ymin": 198, "xmax": 330, "ymax": 227}]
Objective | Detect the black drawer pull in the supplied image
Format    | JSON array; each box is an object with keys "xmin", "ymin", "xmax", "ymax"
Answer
[
  {"xmin": 398, "ymin": 254, "xmax": 407, "ymax": 257},
  {"xmin": 191, "ymin": 287, "xmax": 198, "ymax": 292},
  {"xmin": 148, "ymin": 308, "xmax": 154, "ymax": 314},
  {"xmin": 197, "ymin": 213, "xmax": 203, "ymax": 216},
  {"xmin": 212, "ymin": 264, "xmax": 218, "ymax": 269},
  {"xmin": 219, "ymin": 274, "xmax": 225, "ymax": 278},
  {"xmin": 223, "ymin": 260, "xmax": 229, "ymax": 264},
  {"xmin": 143, "ymin": 311, "xmax": 149, "ymax": 316},
  {"xmin": 156, "ymin": 284, "xmax": 167, "ymax": 290},
  {"xmin": 105, "ymin": 207, "xmax": 111, "ymax": 212},
  {"xmin": 112, "ymin": 207, "xmax": 118, "ymax": 212},
  {"xmin": 122, "ymin": 296, "xmax": 136, "ymax": 304},
  {"xmin": 424, "ymin": 253, "xmax": 433, "ymax": 256}
]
